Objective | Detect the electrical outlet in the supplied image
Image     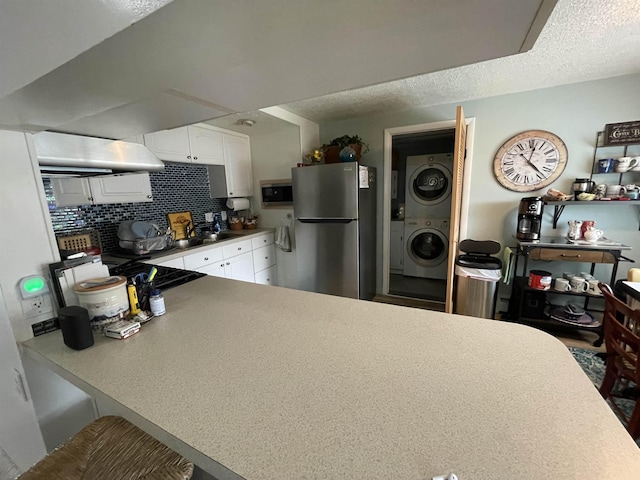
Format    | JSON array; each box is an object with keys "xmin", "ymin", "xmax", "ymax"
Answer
[
  {"xmin": 220, "ymin": 211, "xmax": 227, "ymax": 221},
  {"xmin": 21, "ymin": 293, "xmax": 53, "ymax": 319}
]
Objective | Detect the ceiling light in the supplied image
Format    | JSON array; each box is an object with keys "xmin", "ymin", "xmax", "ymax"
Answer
[{"xmin": 239, "ymin": 119, "xmax": 255, "ymax": 127}]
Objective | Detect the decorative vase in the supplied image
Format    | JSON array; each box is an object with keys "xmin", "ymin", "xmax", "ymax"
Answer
[{"xmin": 323, "ymin": 144, "xmax": 362, "ymax": 164}]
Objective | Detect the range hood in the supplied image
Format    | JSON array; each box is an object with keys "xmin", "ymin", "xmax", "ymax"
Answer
[{"xmin": 34, "ymin": 131, "xmax": 164, "ymax": 176}]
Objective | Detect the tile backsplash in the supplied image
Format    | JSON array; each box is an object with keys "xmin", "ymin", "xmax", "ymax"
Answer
[{"xmin": 44, "ymin": 162, "xmax": 232, "ymax": 252}]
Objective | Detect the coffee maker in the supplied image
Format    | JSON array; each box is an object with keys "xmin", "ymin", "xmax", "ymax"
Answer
[{"xmin": 516, "ymin": 197, "xmax": 543, "ymax": 241}]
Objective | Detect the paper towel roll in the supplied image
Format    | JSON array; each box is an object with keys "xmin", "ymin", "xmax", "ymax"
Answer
[{"xmin": 226, "ymin": 197, "xmax": 250, "ymax": 211}]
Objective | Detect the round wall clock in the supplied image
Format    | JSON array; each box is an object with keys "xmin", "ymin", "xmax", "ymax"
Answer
[{"xmin": 493, "ymin": 130, "xmax": 568, "ymax": 192}]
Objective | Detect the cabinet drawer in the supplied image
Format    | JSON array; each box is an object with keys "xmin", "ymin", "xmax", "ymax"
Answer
[
  {"xmin": 184, "ymin": 246, "xmax": 224, "ymax": 270},
  {"xmin": 255, "ymin": 265, "xmax": 277, "ymax": 286},
  {"xmin": 253, "ymin": 244, "xmax": 276, "ymax": 272},
  {"xmin": 223, "ymin": 239, "xmax": 253, "ymax": 259},
  {"xmin": 529, "ymin": 248, "xmax": 605, "ymax": 263},
  {"xmin": 155, "ymin": 257, "xmax": 185, "ymax": 270},
  {"xmin": 251, "ymin": 232, "xmax": 275, "ymax": 249}
]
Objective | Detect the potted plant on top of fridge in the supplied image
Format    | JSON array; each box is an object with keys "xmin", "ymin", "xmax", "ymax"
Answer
[{"xmin": 321, "ymin": 135, "xmax": 370, "ymax": 163}]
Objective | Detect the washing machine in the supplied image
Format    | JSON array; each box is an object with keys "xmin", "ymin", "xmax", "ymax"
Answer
[
  {"xmin": 403, "ymin": 218, "xmax": 450, "ymax": 279},
  {"xmin": 405, "ymin": 154, "xmax": 453, "ymax": 218}
]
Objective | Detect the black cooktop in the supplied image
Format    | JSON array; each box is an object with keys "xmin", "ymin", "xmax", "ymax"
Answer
[{"xmin": 108, "ymin": 261, "xmax": 205, "ymax": 291}]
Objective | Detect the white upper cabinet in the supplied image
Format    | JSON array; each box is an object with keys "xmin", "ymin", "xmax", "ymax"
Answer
[
  {"xmin": 188, "ymin": 126, "xmax": 224, "ymax": 165},
  {"xmin": 143, "ymin": 126, "xmax": 191, "ymax": 163},
  {"xmin": 222, "ymin": 133, "xmax": 253, "ymax": 197},
  {"xmin": 51, "ymin": 177, "xmax": 93, "ymax": 207},
  {"xmin": 144, "ymin": 124, "xmax": 224, "ymax": 165},
  {"xmin": 51, "ymin": 173, "xmax": 152, "ymax": 207},
  {"xmin": 89, "ymin": 173, "xmax": 153, "ymax": 204}
]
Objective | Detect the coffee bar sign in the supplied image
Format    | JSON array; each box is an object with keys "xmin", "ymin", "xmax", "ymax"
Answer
[{"xmin": 604, "ymin": 120, "xmax": 640, "ymax": 146}]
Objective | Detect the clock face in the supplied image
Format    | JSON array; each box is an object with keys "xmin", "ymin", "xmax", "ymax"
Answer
[{"xmin": 493, "ymin": 130, "xmax": 568, "ymax": 192}]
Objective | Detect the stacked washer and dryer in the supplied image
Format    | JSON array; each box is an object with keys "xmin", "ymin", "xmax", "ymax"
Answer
[{"xmin": 402, "ymin": 153, "xmax": 453, "ymax": 280}]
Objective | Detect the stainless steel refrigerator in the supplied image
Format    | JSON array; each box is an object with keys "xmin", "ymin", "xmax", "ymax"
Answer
[{"xmin": 292, "ymin": 163, "xmax": 376, "ymax": 299}]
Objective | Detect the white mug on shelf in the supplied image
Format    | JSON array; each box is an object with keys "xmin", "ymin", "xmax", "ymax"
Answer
[
  {"xmin": 569, "ymin": 276, "xmax": 588, "ymax": 292},
  {"xmin": 606, "ymin": 184, "xmax": 626, "ymax": 197},
  {"xmin": 615, "ymin": 157, "xmax": 638, "ymax": 173},
  {"xmin": 587, "ymin": 279, "xmax": 601, "ymax": 296},
  {"xmin": 583, "ymin": 228, "xmax": 604, "ymax": 243},
  {"xmin": 554, "ymin": 278, "xmax": 571, "ymax": 292}
]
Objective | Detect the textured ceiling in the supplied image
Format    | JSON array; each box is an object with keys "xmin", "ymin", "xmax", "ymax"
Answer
[{"xmin": 281, "ymin": 0, "xmax": 640, "ymax": 123}]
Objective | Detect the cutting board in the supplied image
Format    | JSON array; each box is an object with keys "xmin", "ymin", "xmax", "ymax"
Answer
[{"xmin": 167, "ymin": 211, "xmax": 195, "ymax": 240}]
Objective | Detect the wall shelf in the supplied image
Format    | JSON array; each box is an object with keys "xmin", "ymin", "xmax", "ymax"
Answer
[{"xmin": 544, "ymin": 200, "xmax": 640, "ymax": 229}]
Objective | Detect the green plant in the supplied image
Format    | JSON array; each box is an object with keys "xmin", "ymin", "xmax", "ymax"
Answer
[{"xmin": 324, "ymin": 135, "xmax": 370, "ymax": 154}]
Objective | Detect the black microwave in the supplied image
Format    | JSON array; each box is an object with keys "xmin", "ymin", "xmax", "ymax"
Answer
[{"xmin": 260, "ymin": 179, "xmax": 293, "ymax": 208}]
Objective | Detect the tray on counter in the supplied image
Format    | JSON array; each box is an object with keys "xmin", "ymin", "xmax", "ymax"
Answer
[{"xmin": 567, "ymin": 237, "xmax": 623, "ymax": 246}]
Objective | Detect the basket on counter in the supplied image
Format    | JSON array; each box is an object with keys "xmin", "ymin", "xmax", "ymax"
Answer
[
  {"xmin": 229, "ymin": 217, "xmax": 244, "ymax": 230},
  {"xmin": 243, "ymin": 218, "xmax": 257, "ymax": 229}
]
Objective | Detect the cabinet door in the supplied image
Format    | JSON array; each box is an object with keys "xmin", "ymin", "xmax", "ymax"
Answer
[
  {"xmin": 255, "ymin": 265, "xmax": 277, "ymax": 286},
  {"xmin": 0, "ymin": 294, "xmax": 47, "ymax": 472},
  {"xmin": 224, "ymin": 251, "xmax": 255, "ymax": 283},
  {"xmin": 51, "ymin": 177, "xmax": 93, "ymax": 206},
  {"xmin": 222, "ymin": 238, "xmax": 253, "ymax": 259},
  {"xmin": 88, "ymin": 173, "xmax": 153, "ymax": 204},
  {"xmin": 223, "ymin": 134, "xmax": 253, "ymax": 197},
  {"xmin": 183, "ymin": 246, "xmax": 224, "ymax": 270},
  {"xmin": 251, "ymin": 232, "xmax": 275, "ymax": 249},
  {"xmin": 196, "ymin": 262, "xmax": 226, "ymax": 278},
  {"xmin": 144, "ymin": 127, "xmax": 191, "ymax": 163},
  {"xmin": 390, "ymin": 222, "xmax": 404, "ymax": 271},
  {"xmin": 253, "ymin": 244, "xmax": 276, "ymax": 273},
  {"xmin": 188, "ymin": 126, "xmax": 224, "ymax": 165},
  {"xmin": 155, "ymin": 257, "xmax": 185, "ymax": 269}
]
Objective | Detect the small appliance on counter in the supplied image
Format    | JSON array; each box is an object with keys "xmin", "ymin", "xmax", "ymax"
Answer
[
  {"xmin": 572, "ymin": 178, "xmax": 595, "ymax": 200},
  {"xmin": 516, "ymin": 196, "xmax": 543, "ymax": 241}
]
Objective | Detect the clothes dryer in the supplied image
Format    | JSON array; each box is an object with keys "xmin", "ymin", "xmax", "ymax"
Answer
[
  {"xmin": 402, "ymin": 217, "xmax": 449, "ymax": 279},
  {"xmin": 405, "ymin": 154, "xmax": 453, "ymax": 218}
]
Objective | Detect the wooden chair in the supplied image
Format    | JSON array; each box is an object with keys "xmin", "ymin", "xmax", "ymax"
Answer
[
  {"xmin": 19, "ymin": 416, "xmax": 193, "ymax": 480},
  {"xmin": 598, "ymin": 282, "xmax": 640, "ymax": 439}
]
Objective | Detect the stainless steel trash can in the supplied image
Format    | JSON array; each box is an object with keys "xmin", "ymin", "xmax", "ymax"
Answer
[{"xmin": 454, "ymin": 240, "xmax": 502, "ymax": 319}]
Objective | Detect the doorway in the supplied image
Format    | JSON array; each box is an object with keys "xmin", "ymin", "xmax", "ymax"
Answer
[{"xmin": 381, "ymin": 116, "xmax": 474, "ymax": 310}]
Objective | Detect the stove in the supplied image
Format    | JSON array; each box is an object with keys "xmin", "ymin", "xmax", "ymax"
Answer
[{"xmin": 108, "ymin": 261, "xmax": 206, "ymax": 290}]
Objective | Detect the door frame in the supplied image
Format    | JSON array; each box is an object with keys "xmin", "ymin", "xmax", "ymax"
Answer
[{"xmin": 381, "ymin": 118, "xmax": 475, "ymax": 295}]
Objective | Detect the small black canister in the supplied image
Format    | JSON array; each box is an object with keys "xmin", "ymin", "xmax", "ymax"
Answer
[{"xmin": 58, "ymin": 306, "xmax": 94, "ymax": 350}]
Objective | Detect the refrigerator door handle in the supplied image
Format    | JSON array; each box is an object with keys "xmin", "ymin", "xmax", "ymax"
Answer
[{"xmin": 297, "ymin": 218, "xmax": 355, "ymax": 224}]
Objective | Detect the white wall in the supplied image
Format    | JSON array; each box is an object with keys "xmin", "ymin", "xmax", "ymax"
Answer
[
  {"xmin": 253, "ymin": 107, "xmax": 320, "ymax": 289},
  {"xmin": 0, "ymin": 131, "xmax": 95, "ymax": 454},
  {"xmin": 0, "ymin": 131, "xmax": 59, "ymax": 341},
  {"xmin": 318, "ymin": 74, "xmax": 640, "ymax": 297},
  {"xmin": 250, "ymin": 125, "xmax": 300, "ymax": 289}
]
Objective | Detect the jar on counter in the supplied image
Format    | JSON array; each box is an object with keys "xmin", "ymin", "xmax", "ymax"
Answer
[{"xmin": 149, "ymin": 289, "xmax": 166, "ymax": 316}]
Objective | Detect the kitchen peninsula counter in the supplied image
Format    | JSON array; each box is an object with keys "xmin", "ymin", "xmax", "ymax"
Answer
[{"xmin": 22, "ymin": 277, "xmax": 640, "ymax": 479}]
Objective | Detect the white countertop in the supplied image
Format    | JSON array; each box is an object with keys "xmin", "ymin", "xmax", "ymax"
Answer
[{"xmin": 22, "ymin": 277, "xmax": 640, "ymax": 479}]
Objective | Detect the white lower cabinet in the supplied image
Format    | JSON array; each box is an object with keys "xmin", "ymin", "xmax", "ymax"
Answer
[
  {"xmin": 252, "ymin": 233, "xmax": 277, "ymax": 285},
  {"xmin": 255, "ymin": 265, "xmax": 277, "ymax": 286},
  {"xmin": 390, "ymin": 221, "xmax": 404, "ymax": 273},
  {"xmin": 223, "ymin": 252, "xmax": 255, "ymax": 282},
  {"xmin": 253, "ymin": 244, "xmax": 275, "ymax": 273},
  {"xmin": 156, "ymin": 257, "xmax": 185, "ymax": 269},
  {"xmin": 166, "ymin": 233, "xmax": 277, "ymax": 285},
  {"xmin": 197, "ymin": 262, "xmax": 226, "ymax": 278}
]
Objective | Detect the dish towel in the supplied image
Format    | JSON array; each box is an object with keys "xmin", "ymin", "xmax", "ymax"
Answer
[
  {"xmin": 276, "ymin": 224, "xmax": 291, "ymax": 252},
  {"xmin": 502, "ymin": 246, "xmax": 515, "ymax": 285}
]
